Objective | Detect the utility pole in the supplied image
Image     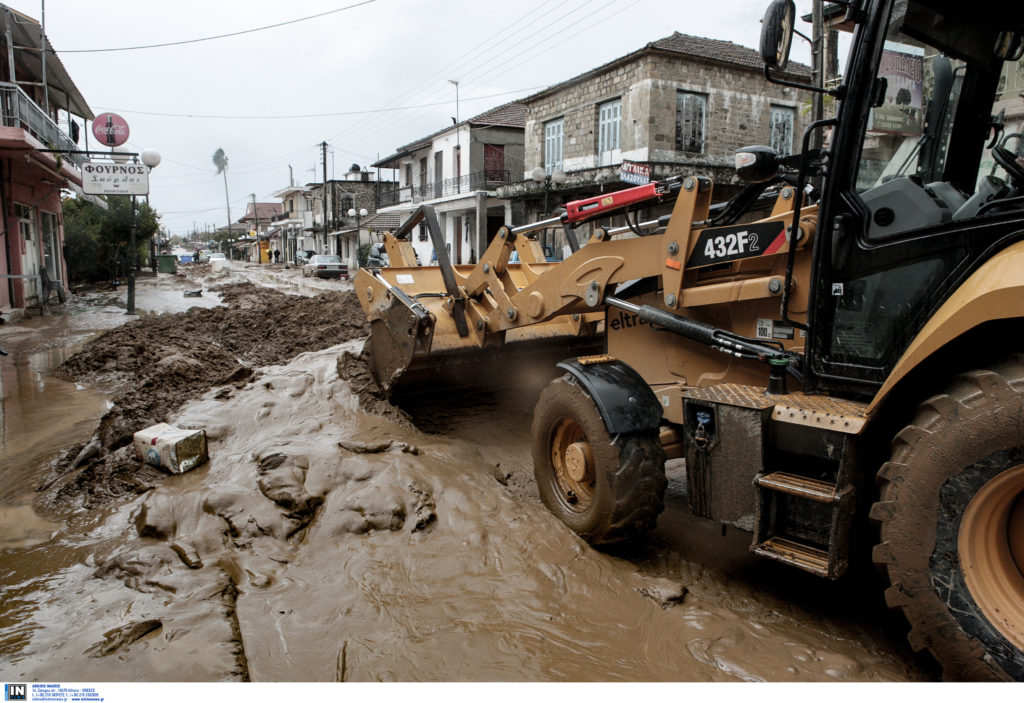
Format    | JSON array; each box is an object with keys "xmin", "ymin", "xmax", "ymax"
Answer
[
  {"xmin": 321, "ymin": 141, "xmax": 329, "ymax": 254},
  {"xmin": 811, "ymin": 1, "xmax": 825, "ymax": 150},
  {"xmin": 449, "ymin": 79, "xmax": 460, "ymax": 193},
  {"xmin": 252, "ymin": 193, "xmax": 260, "ymax": 263}
]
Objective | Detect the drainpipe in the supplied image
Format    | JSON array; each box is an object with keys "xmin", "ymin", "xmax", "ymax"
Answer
[
  {"xmin": 1, "ymin": 158, "xmax": 12, "ymax": 305},
  {"xmin": 5, "ymin": 15, "xmax": 15, "ymax": 86},
  {"xmin": 40, "ymin": 0, "xmax": 49, "ymax": 115}
]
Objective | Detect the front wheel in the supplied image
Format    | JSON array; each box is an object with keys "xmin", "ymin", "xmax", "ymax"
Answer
[
  {"xmin": 873, "ymin": 356, "xmax": 1024, "ymax": 680},
  {"xmin": 531, "ymin": 374, "xmax": 666, "ymax": 545}
]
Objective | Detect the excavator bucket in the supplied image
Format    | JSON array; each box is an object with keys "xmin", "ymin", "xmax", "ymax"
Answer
[{"xmin": 354, "ymin": 204, "xmax": 605, "ymax": 395}]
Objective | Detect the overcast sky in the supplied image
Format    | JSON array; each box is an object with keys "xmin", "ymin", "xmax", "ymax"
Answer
[{"xmin": 39, "ymin": 0, "xmax": 821, "ymax": 237}]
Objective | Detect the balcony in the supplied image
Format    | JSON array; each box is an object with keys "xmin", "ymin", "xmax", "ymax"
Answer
[
  {"xmin": 377, "ymin": 169, "xmax": 510, "ymax": 208},
  {"xmin": 0, "ymin": 82, "xmax": 84, "ymax": 167}
]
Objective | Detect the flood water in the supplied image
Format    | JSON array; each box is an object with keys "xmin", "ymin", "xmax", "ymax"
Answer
[
  {"xmin": 0, "ymin": 266, "xmax": 937, "ymax": 682},
  {"xmin": 0, "ymin": 275, "xmax": 222, "ymax": 548}
]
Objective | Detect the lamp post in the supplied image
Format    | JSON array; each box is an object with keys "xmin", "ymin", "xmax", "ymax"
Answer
[
  {"xmin": 530, "ymin": 166, "xmax": 567, "ymax": 215},
  {"xmin": 531, "ymin": 166, "xmax": 566, "ymax": 255},
  {"xmin": 109, "ymin": 148, "xmax": 137, "ymax": 313},
  {"xmin": 142, "ymin": 149, "xmax": 161, "ymax": 273},
  {"xmin": 449, "ymin": 80, "xmax": 460, "ymax": 193},
  {"xmin": 348, "ymin": 207, "xmax": 367, "ymax": 269}
]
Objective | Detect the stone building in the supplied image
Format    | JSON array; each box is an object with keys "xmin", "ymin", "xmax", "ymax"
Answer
[
  {"xmin": 309, "ymin": 165, "xmax": 389, "ymax": 270},
  {"xmin": 500, "ymin": 32, "xmax": 811, "ymax": 257}
]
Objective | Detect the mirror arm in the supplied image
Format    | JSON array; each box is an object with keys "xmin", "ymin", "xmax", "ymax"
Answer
[{"xmin": 763, "ymin": 66, "xmax": 845, "ymax": 98}]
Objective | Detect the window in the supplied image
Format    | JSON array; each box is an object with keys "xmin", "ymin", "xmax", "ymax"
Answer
[
  {"xmin": 484, "ymin": 144, "xmax": 505, "ymax": 178},
  {"xmin": 16, "ymin": 203, "xmax": 34, "ymax": 240},
  {"xmin": 770, "ymin": 106, "xmax": 795, "ymax": 155},
  {"xmin": 40, "ymin": 210, "xmax": 59, "ymax": 280},
  {"xmin": 598, "ymin": 99, "xmax": 621, "ymax": 165},
  {"xmin": 544, "ymin": 118, "xmax": 564, "ymax": 174},
  {"xmin": 676, "ymin": 91, "xmax": 707, "ymax": 153}
]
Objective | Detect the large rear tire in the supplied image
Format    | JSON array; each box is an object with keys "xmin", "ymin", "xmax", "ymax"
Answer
[
  {"xmin": 872, "ymin": 356, "xmax": 1024, "ymax": 680},
  {"xmin": 531, "ymin": 374, "xmax": 666, "ymax": 545}
]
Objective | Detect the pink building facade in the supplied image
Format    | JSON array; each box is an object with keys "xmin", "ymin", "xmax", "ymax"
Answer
[{"xmin": 0, "ymin": 5, "xmax": 92, "ymax": 315}]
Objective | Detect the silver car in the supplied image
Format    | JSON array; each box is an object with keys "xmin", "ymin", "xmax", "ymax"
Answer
[{"xmin": 302, "ymin": 254, "xmax": 348, "ymax": 279}]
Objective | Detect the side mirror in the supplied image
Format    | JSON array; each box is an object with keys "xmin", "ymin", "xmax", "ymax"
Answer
[
  {"xmin": 735, "ymin": 145, "xmax": 780, "ymax": 183},
  {"xmin": 994, "ymin": 31, "xmax": 1024, "ymax": 61},
  {"xmin": 760, "ymin": 0, "xmax": 796, "ymax": 71}
]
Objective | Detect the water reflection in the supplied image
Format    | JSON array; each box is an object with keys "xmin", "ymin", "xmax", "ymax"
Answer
[{"xmin": 0, "ymin": 275, "xmax": 224, "ymax": 545}]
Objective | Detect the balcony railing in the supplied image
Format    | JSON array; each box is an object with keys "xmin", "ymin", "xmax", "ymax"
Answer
[
  {"xmin": 0, "ymin": 82, "xmax": 85, "ymax": 167},
  {"xmin": 377, "ymin": 169, "xmax": 510, "ymax": 208}
]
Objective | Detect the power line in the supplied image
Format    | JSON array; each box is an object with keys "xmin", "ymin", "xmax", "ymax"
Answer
[
  {"xmin": 330, "ymin": 0, "xmax": 612, "ymax": 156},
  {"xmin": 92, "ymin": 87, "xmax": 544, "ymax": 120},
  {"xmin": 58, "ymin": 1, "xmax": 376, "ymax": 53}
]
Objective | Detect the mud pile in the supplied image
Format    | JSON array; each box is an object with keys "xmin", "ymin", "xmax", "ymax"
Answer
[
  {"xmin": 2, "ymin": 343, "xmax": 923, "ymax": 682},
  {"xmin": 44, "ymin": 283, "xmax": 371, "ymax": 510}
]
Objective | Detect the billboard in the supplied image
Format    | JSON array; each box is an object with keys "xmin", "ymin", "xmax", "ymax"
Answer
[{"xmin": 868, "ymin": 49, "xmax": 924, "ymax": 136}]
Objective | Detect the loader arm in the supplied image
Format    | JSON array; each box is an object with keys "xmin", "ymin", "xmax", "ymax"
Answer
[{"xmin": 355, "ymin": 175, "xmax": 815, "ymax": 390}]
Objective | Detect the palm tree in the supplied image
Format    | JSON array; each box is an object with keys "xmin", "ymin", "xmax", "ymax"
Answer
[{"xmin": 212, "ymin": 148, "xmax": 231, "ymax": 249}]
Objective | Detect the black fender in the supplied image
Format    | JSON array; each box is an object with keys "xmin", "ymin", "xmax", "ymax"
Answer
[{"xmin": 557, "ymin": 357, "xmax": 662, "ymax": 435}]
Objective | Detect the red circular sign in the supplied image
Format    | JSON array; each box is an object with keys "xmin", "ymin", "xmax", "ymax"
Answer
[{"xmin": 92, "ymin": 112, "xmax": 130, "ymax": 147}]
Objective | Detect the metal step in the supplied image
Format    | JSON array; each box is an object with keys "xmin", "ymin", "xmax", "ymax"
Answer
[
  {"xmin": 753, "ymin": 537, "xmax": 830, "ymax": 577},
  {"xmin": 755, "ymin": 471, "xmax": 838, "ymax": 503}
]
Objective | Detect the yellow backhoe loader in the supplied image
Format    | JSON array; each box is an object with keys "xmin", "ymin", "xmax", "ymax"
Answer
[{"xmin": 356, "ymin": 0, "xmax": 1024, "ymax": 681}]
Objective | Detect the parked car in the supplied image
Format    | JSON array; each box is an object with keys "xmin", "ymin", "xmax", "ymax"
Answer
[
  {"xmin": 208, "ymin": 253, "xmax": 226, "ymax": 261},
  {"xmin": 302, "ymin": 254, "xmax": 348, "ymax": 279},
  {"xmin": 295, "ymin": 250, "xmax": 316, "ymax": 266}
]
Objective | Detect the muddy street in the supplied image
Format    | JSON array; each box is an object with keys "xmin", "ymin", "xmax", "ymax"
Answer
[{"xmin": 0, "ymin": 263, "xmax": 933, "ymax": 682}]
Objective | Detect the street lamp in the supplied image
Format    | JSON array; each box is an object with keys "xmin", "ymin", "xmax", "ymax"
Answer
[
  {"xmin": 531, "ymin": 167, "xmax": 566, "ymax": 256},
  {"xmin": 348, "ymin": 207, "xmax": 367, "ymax": 268},
  {"xmin": 142, "ymin": 149, "xmax": 161, "ymax": 273},
  {"xmin": 123, "ymin": 148, "xmax": 161, "ymax": 315},
  {"xmin": 530, "ymin": 166, "xmax": 567, "ymax": 215}
]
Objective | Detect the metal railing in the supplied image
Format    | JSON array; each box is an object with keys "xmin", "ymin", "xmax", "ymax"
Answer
[
  {"xmin": 0, "ymin": 82, "xmax": 85, "ymax": 167},
  {"xmin": 377, "ymin": 169, "xmax": 510, "ymax": 208}
]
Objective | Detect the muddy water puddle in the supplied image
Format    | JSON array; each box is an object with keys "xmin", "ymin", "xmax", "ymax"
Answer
[
  {"xmin": 1, "ymin": 336, "xmax": 930, "ymax": 681},
  {"xmin": 0, "ymin": 276, "xmax": 224, "ymax": 546}
]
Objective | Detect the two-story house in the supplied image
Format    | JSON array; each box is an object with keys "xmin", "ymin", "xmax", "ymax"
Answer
[
  {"xmin": 238, "ymin": 201, "xmax": 283, "ymax": 263},
  {"xmin": 373, "ymin": 102, "xmax": 525, "ymax": 266},
  {"xmin": 307, "ymin": 165, "xmax": 387, "ymax": 271},
  {"xmin": 0, "ymin": 4, "xmax": 93, "ymax": 317},
  {"xmin": 500, "ymin": 32, "xmax": 811, "ymax": 257},
  {"xmin": 272, "ymin": 183, "xmax": 315, "ymax": 263}
]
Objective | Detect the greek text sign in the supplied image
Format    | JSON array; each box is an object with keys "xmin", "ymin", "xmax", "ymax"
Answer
[
  {"xmin": 82, "ymin": 161, "xmax": 150, "ymax": 195},
  {"xmin": 620, "ymin": 160, "xmax": 650, "ymax": 185}
]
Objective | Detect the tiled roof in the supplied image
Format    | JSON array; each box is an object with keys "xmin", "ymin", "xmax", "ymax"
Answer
[
  {"xmin": 651, "ymin": 32, "xmax": 767, "ymax": 71},
  {"xmin": 373, "ymin": 101, "xmax": 526, "ymax": 167},
  {"xmin": 523, "ymin": 32, "xmax": 810, "ymax": 104},
  {"xmin": 240, "ymin": 202, "xmax": 284, "ymax": 222},
  {"xmin": 468, "ymin": 101, "xmax": 527, "ymax": 129},
  {"xmin": 649, "ymin": 32, "xmax": 811, "ymax": 76},
  {"xmin": 361, "ymin": 211, "xmax": 405, "ymax": 231}
]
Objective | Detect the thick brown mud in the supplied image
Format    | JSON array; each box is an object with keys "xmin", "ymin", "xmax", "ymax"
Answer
[
  {"xmin": 0, "ymin": 265, "xmax": 933, "ymax": 682},
  {"xmin": 42, "ymin": 281, "xmax": 369, "ymax": 512}
]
